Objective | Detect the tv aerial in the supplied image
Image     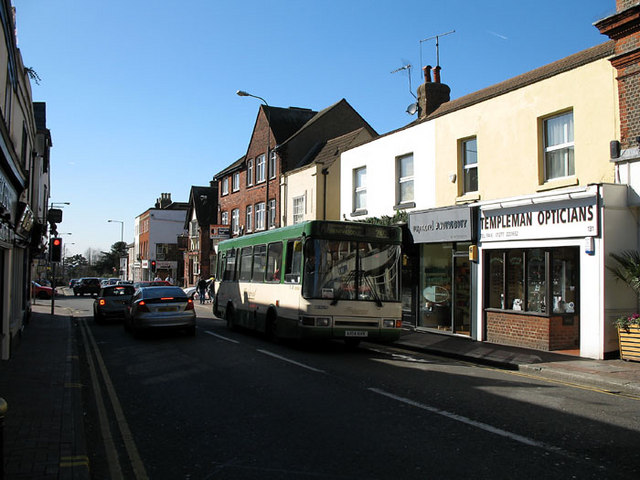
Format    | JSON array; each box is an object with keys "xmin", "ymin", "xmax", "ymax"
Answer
[
  {"xmin": 420, "ymin": 30, "xmax": 455, "ymax": 69},
  {"xmin": 391, "ymin": 59, "xmax": 419, "ymax": 115}
]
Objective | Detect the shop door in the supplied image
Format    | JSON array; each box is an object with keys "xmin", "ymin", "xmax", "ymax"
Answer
[{"xmin": 452, "ymin": 252, "xmax": 471, "ymax": 336}]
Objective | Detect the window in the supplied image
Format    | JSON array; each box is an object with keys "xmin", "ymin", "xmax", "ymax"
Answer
[
  {"xmin": 292, "ymin": 196, "xmax": 305, "ymax": 224},
  {"xmin": 221, "ymin": 177, "xmax": 229, "ymax": 196},
  {"xmin": 255, "ymin": 202, "xmax": 265, "ymax": 230},
  {"xmin": 232, "ymin": 172, "xmax": 240, "ymax": 192},
  {"xmin": 252, "ymin": 244, "xmax": 267, "ymax": 282},
  {"xmin": 353, "ymin": 167, "xmax": 366, "ymax": 212},
  {"xmin": 239, "ymin": 247, "xmax": 253, "ymax": 281},
  {"xmin": 266, "ymin": 242, "xmax": 283, "ymax": 282},
  {"xmin": 462, "ymin": 138, "xmax": 478, "ymax": 193},
  {"xmin": 247, "ymin": 159, "xmax": 254, "ymax": 186},
  {"xmin": 269, "ymin": 150, "xmax": 277, "ymax": 179},
  {"xmin": 544, "ymin": 111, "xmax": 574, "ymax": 181},
  {"xmin": 256, "ymin": 154, "xmax": 266, "ymax": 183},
  {"xmin": 231, "ymin": 209, "xmax": 240, "ymax": 234},
  {"xmin": 397, "ymin": 154, "xmax": 414, "ymax": 204},
  {"xmin": 221, "ymin": 211, "xmax": 229, "ymax": 225},
  {"xmin": 189, "ymin": 220, "xmax": 198, "ymax": 238},
  {"xmin": 486, "ymin": 247, "xmax": 578, "ymax": 314},
  {"xmin": 284, "ymin": 239, "xmax": 303, "ymax": 283},
  {"xmin": 268, "ymin": 199, "xmax": 276, "ymax": 229},
  {"xmin": 246, "ymin": 205, "xmax": 253, "ymax": 232},
  {"xmin": 223, "ymin": 249, "xmax": 237, "ymax": 281}
]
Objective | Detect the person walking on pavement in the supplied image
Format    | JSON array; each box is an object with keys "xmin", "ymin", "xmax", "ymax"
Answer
[{"xmin": 197, "ymin": 276, "xmax": 207, "ymax": 304}]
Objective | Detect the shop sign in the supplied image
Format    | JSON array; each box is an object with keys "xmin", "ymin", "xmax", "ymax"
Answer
[
  {"xmin": 409, "ymin": 207, "xmax": 474, "ymax": 243},
  {"xmin": 210, "ymin": 225, "xmax": 230, "ymax": 239},
  {"xmin": 480, "ymin": 195, "xmax": 598, "ymax": 242},
  {"xmin": 156, "ymin": 261, "xmax": 177, "ymax": 269}
]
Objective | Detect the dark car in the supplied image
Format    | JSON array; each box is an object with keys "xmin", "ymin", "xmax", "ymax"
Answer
[
  {"xmin": 73, "ymin": 277, "xmax": 101, "ymax": 296},
  {"xmin": 93, "ymin": 284, "xmax": 136, "ymax": 323},
  {"xmin": 124, "ymin": 286, "xmax": 196, "ymax": 337}
]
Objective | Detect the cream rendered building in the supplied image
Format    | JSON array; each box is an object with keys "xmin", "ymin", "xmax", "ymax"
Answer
[
  {"xmin": 282, "ymin": 128, "xmax": 375, "ymax": 226},
  {"xmin": 342, "ymin": 41, "xmax": 629, "ymax": 359}
]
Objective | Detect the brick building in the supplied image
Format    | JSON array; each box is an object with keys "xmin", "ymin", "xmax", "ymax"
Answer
[{"xmin": 214, "ymin": 99, "xmax": 375, "ymax": 236}]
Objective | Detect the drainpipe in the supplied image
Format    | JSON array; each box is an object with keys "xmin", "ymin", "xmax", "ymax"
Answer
[{"xmin": 321, "ymin": 167, "xmax": 329, "ymax": 220}]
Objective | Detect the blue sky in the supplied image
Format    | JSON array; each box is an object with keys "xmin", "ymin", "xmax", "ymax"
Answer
[{"xmin": 13, "ymin": 0, "xmax": 613, "ymax": 257}]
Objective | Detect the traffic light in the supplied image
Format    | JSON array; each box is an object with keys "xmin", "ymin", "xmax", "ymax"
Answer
[
  {"xmin": 50, "ymin": 237, "xmax": 62, "ymax": 262},
  {"xmin": 151, "ymin": 260, "xmax": 156, "ymax": 272}
]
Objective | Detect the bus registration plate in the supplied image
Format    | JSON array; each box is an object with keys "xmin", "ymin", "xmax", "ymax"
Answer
[{"xmin": 345, "ymin": 330, "xmax": 368, "ymax": 337}]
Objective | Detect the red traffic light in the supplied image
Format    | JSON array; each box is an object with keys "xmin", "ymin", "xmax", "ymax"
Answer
[{"xmin": 52, "ymin": 238, "xmax": 62, "ymax": 247}]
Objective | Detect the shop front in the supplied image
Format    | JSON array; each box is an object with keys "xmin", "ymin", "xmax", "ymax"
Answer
[
  {"xmin": 408, "ymin": 206, "xmax": 477, "ymax": 337},
  {"xmin": 477, "ymin": 184, "xmax": 632, "ymax": 359}
]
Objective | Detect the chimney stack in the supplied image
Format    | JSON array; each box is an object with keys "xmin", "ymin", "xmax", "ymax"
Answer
[
  {"xmin": 417, "ymin": 65, "xmax": 450, "ymax": 119},
  {"xmin": 424, "ymin": 65, "xmax": 432, "ymax": 83}
]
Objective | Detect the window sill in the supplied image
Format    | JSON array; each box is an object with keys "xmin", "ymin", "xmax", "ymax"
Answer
[
  {"xmin": 350, "ymin": 209, "xmax": 368, "ymax": 217},
  {"xmin": 393, "ymin": 202, "xmax": 415, "ymax": 211},
  {"xmin": 537, "ymin": 176, "xmax": 578, "ymax": 192},
  {"xmin": 456, "ymin": 192, "xmax": 480, "ymax": 204}
]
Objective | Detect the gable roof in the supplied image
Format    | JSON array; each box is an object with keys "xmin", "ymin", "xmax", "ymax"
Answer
[
  {"xmin": 291, "ymin": 127, "xmax": 376, "ymax": 172},
  {"xmin": 213, "ymin": 155, "xmax": 245, "ymax": 180},
  {"xmin": 264, "ymin": 105, "xmax": 318, "ymax": 144},
  {"xmin": 186, "ymin": 185, "xmax": 218, "ymax": 226}
]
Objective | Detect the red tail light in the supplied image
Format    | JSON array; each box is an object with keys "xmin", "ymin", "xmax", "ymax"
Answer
[
  {"xmin": 186, "ymin": 298, "xmax": 194, "ymax": 310},
  {"xmin": 137, "ymin": 300, "xmax": 150, "ymax": 312},
  {"xmin": 99, "ymin": 299, "xmax": 106, "ymax": 306}
]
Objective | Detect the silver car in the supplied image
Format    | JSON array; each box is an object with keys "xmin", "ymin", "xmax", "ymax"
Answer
[
  {"xmin": 93, "ymin": 284, "xmax": 136, "ymax": 323},
  {"xmin": 124, "ymin": 286, "xmax": 196, "ymax": 336}
]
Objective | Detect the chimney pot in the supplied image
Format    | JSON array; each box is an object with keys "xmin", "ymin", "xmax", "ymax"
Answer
[
  {"xmin": 423, "ymin": 65, "xmax": 432, "ymax": 83},
  {"xmin": 434, "ymin": 66, "xmax": 442, "ymax": 83}
]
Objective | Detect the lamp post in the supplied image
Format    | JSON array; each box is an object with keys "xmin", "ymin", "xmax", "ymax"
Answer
[
  {"xmin": 107, "ymin": 219, "xmax": 124, "ymax": 243},
  {"xmin": 237, "ymin": 90, "xmax": 273, "ymax": 230}
]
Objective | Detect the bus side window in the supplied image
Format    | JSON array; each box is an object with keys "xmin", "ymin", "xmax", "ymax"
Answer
[
  {"xmin": 252, "ymin": 245, "xmax": 267, "ymax": 282},
  {"xmin": 266, "ymin": 242, "xmax": 283, "ymax": 283},
  {"xmin": 223, "ymin": 249, "xmax": 237, "ymax": 282},
  {"xmin": 285, "ymin": 239, "xmax": 302, "ymax": 284},
  {"xmin": 239, "ymin": 247, "xmax": 253, "ymax": 281}
]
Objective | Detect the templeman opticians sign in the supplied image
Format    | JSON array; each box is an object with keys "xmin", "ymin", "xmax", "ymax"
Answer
[{"xmin": 480, "ymin": 195, "xmax": 598, "ymax": 241}]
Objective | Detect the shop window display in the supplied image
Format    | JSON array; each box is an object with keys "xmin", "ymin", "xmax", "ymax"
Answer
[{"xmin": 486, "ymin": 247, "xmax": 578, "ymax": 315}]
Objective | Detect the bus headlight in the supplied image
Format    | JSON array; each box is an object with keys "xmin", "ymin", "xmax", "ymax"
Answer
[
  {"xmin": 316, "ymin": 317, "xmax": 331, "ymax": 327},
  {"xmin": 300, "ymin": 316, "xmax": 332, "ymax": 327},
  {"xmin": 383, "ymin": 319, "xmax": 401, "ymax": 328}
]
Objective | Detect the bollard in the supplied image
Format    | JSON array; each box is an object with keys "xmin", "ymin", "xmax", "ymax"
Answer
[{"xmin": 0, "ymin": 397, "xmax": 6, "ymax": 480}]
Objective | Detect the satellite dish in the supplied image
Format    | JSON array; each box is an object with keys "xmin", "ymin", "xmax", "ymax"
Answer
[{"xmin": 406, "ymin": 103, "xmax": 418, "ymax": 115}]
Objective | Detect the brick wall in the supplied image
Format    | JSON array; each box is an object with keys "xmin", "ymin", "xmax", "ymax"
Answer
[
  {"xmin": 486, "ymin": 311, "xmax": 579, "ymax": 351},
  {"xmin": 596, "ymin": 2, "xmax": 640, "ymax": 149}
]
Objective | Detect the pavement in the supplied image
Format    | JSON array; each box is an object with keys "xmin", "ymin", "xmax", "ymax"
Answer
[{"xmin": 1, "ymin": 301, "xmax": 640, "ymax": 479}]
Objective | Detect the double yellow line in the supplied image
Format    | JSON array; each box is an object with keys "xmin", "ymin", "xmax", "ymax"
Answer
[{"xmin": 78, "ymin": 318, "xmax": 149, "ymax": 479}]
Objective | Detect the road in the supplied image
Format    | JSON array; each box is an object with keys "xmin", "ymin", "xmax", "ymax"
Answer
[{"xmin": 57, "ymin": 295, "xmax": 640, "ymax": 479}]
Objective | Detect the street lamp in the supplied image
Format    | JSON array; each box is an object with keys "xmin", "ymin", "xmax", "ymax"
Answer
[
  {"xmin": 237, "ymin": 90, "xmax": 274, "ymax": 229},
  {"xmin": 107, "ymin": 219, "xmax": 124, "ymax": 243}
]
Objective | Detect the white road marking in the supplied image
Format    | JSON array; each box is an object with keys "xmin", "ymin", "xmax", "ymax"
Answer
[
  {"xmin": 204, "ymin": 330, "xmax": 240, "ymax": 343},
  {"xmin": 369, "ymin": 387, "xmax": 573, "ymax": 459},
  {"xmin": 257, "ymin": 349, "xmax": 326, "ymax": 374}
]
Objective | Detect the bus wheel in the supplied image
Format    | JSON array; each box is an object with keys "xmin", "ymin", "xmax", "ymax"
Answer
[{"xmin": 226, "ymin": 305, "xmax": 236, "ymax": 331}]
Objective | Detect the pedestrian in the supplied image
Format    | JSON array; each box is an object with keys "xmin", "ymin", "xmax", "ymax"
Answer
[
  {"xmin": 197, "ymin": 276, "xmax": 207, "ymax": 304},
  {"xmin": 166, "ymin": 275, "xmax": 173, "ymax": 285},
  {"xmin": 207, "ymin": 277, "xmax": 215, "ymax": 303}
]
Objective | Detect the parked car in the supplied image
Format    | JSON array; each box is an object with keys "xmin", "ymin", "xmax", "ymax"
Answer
[
  {"xmin": 69, "ymin": 278, "xmax": 78, "ymax": 288},
  {"xmin": 31, "ymin": 281, "xmax": 53, "ymax": 299},
  {"xmin": 124, "ymin": 286, "xmax": 196, "ymax": 337},
  {"xmin": 93, "ymin": 284, "xmax": 136, "ymax": 323},
  {"xmin": 73, "ymin": 277, "xmax": 101, "ymax": 296}
]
